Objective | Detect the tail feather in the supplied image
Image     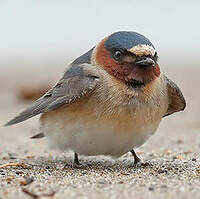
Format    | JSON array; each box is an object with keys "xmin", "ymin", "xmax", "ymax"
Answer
[
  {"xmin": 30, "ymin": 132, "xmax": 45, "ymax": 139},
  {"xmin": 5, "ymin": 110, "xmax": 40, "ymax": 126},
  {"xmin": 4, "ymin": 97, "xmax": 51, "ymax": 126}
]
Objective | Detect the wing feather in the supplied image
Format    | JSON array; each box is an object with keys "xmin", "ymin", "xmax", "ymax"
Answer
[
  {"xmin": 163, "ymin": 76, "xmax": 186, "ymax": 117},
  {"xmin": 5, "ymin": 65, "xmax": 99, "ymax": 126}
]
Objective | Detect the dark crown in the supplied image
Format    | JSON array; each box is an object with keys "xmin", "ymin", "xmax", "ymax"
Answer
[{"xmin": 105, "ymin": 31, "xmax": 155, "ymax": 51}]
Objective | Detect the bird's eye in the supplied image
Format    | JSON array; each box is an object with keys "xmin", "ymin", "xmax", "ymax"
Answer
[{"xmin": 113, "ymin": 50, "xmax": 123, "ymax": 61}]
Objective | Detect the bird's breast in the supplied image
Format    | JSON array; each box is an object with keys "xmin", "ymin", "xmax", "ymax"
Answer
[{"xmin": 40, "ymin": 97, "xmax": 164, "ymax": 156}]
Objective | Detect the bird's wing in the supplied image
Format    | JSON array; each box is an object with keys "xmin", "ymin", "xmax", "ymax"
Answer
[
  {"xmin": 5, "ymin": 65, "xmax": 99, "ymax": 126},
  {"xmin": 163, "ymin": 76, "xmax": 186, "ymax": 117}
]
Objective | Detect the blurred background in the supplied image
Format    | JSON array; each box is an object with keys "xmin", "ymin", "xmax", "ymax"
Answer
[
  {"xmin": 0, "ymin": 0, "xmax": 199, "ymax": 154},
  {"xmin": 1, "ymin": 0, "xmax": 200, "ymax": 72}
]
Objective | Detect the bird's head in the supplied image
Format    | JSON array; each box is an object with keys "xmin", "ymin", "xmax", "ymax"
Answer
[{"xmin": 92, "ymin": 31, "xmax": 160, "ymax": 89}]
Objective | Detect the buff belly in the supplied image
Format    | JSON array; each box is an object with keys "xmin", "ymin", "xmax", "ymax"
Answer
[{"xmin": 40, "ymin": 105, "xmax": 162, "ymax": 157}]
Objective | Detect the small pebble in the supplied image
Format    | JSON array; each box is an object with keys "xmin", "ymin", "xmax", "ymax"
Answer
[
  {"xmin": 6, "ymin": 176, "xmax": 15, "ymax": 184},
  {"xmin": 45, "ymin": 166, "xmax": 51, "ymax": 169},
  {"xmin": 19, "ymin": 176, "xmax": 34, "ymax": 186},
  {"xmin": 157, "ymin": 169, "xmax": 167, "ymax": 174},
  {"xmin": 98, "ymin": 180, "xmax": 106, "ymax": 184},
  {"xmin": 148, "ymin": 187, "xmax": 154, "ymax": 191},
  {"xmin": 173, "ymin": 155, "xmax": 184, "ymax": 160},
  {"xmin": 8, "ymin": 153, "xmax": 17, "ymax": 159},
  {"xmin": 81, "ymin": 171, "xmax": 87, "ymax": 175}
]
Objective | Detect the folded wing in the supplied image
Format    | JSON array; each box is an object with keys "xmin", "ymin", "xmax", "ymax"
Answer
[
  {"xmin": 163, "ymin": 76, "xmax": 186, "ymax": 117},
  {"xmin": 5, "ymin": 65, "xmax": 99, "ymax": 126}
]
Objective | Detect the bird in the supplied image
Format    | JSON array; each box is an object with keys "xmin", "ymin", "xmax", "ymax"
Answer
[{"xmin": 5, "ymin": 31, "xmax": 186, "ymax": 167}]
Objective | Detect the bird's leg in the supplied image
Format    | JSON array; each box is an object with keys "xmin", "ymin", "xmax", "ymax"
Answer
[
  {"xmin": 130, "ymin": 149, "xmax": 141, "ymax": 166},
  {"xmin": 72, "ymin": 152, "xmax": 85, "ymax": 168},
  {"xmin": 74, "ymin": 152, "xmax": 81, "ymax": 165}
]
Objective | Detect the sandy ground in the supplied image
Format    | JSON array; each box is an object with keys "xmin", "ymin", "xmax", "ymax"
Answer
[{"xmin": 0, "ymin": 66, "xmax": 200, "ymax": 199}]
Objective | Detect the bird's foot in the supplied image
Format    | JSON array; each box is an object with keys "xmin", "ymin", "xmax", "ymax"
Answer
[
  {"xmin": 63, "ymin": 153, "xmax": 88, "ymax": 169},
  {"xmin": 72, "ymin": 161, "xmax": 87, "ymax": 169},
  {"xmin": 63, "ymin": 160, "xmax": 87, "ymax": 169},
  {"xmin": 134, "ymin": 160, "xmax": 142, "ymax": 167},
  {"xmin": 133, "ymin": 155, "xmax": 142, "ymax": 167},
  {"xmin": 130, "ymin": 149, "xmax": 142, "ymax": 167}
]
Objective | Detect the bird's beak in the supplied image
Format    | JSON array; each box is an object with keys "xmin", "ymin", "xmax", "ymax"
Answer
[{"xmin": 135, "ymin": 57, "xmax": 155, "ymax": 67}]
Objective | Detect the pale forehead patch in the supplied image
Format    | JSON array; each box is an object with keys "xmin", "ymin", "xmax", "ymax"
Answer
[{"xmin": 129, "ymin": 44, "xmax": 156, "ymax": 57}]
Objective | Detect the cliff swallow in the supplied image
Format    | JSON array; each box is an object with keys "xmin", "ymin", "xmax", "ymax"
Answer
[{"xmin": 5, "ymin": 31, "xmax": 186, "ymax": 167}]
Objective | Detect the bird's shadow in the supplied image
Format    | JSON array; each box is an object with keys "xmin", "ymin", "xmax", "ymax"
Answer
[
  {"xmin": 24, "ymin": 155, "xmax": 147, "ymax": 172},
  {"xmin": 1, "ymin": 153, "xmax": 198, "ymax": 178},
  {"xmin": 23, "ymin": 154, "xmax": 181, "ymax": 175}
]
